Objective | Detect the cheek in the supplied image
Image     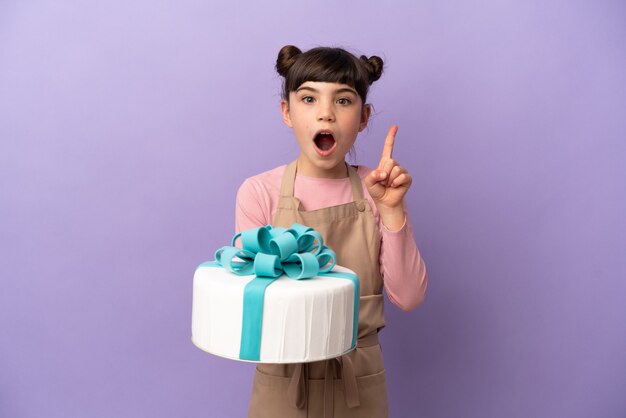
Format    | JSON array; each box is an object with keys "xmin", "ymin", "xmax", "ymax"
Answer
[
  {"xmin": 288, "ymin": 109, "xmax": 307, "ymax": 126},
  {"xmin": 347, "ymin": 112, "xmax": 364, "ymax": 130},
  {"xmin": 293, "ymin": 119, "xmax": 309, "ymax": 133}
]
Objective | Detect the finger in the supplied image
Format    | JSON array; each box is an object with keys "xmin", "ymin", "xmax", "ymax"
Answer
[
  {"xmin": 381, "ymin": 158, "xmax": 397, "ymax": 174},
  {"xmin": 388, "ymin": 165, "xmax": 406, "ymax": 186},
  {"xmin": 378, "ymin": 125, "xmax": 398, "ymax": 169},
  {"xmin": 378, "ymin": 159, "xmax": 397, "ymax": 187},
  {"xmin": 390, "ymin": 173, "xmax": 412, "ymax": 189}
]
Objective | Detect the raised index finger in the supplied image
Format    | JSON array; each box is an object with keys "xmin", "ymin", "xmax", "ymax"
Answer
[{"xmin": 379, "ymin": 125, "xmax": 398, "ymax": 168}]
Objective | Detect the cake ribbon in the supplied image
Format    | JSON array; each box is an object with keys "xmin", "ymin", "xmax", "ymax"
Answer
[{"xmin": 197, "ymin": 224, "xmax": 360, "ymax": 362}]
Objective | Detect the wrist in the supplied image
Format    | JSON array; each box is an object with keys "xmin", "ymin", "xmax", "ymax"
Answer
[{"xmin": 377, "ymin": 204, "xmax": 405, "ymax": 231}]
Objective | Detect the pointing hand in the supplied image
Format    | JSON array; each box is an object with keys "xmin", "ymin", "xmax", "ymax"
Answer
[{"xmin": 364, "ymin": 125, "xmax": 412, "ymax": 229}]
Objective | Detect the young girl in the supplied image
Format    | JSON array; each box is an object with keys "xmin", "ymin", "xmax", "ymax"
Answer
[{"xmin": 235, "ymin": 45, "xmax": 428, "ymax": 418}]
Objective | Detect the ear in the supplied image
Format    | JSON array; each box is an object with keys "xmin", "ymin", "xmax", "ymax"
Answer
[
  {"xmin": 358, "ymin": 104, "xmax": 372, "ymax": 132},
  {"xmin": 281, "ymin": 100, "xmax": 293, "ymax": 128}
]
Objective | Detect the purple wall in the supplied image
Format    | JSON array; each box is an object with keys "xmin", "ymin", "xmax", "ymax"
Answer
[{"xmin": 2, "ymin": 1, "xmax": 625, "ymax": 417}]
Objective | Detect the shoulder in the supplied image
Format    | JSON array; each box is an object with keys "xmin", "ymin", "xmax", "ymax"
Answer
[
  {"xmin": 237, "ymin": 165, "xmax": 286, "ymax": 201},
  {"xmin": 236, "ymin": 165, "xmax": 287, "ymax": 230}
]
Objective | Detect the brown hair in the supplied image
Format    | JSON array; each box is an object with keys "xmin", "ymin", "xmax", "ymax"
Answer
[{"xmin": 276, "ymin": 45, "xmax": 384, "ymax": 103}]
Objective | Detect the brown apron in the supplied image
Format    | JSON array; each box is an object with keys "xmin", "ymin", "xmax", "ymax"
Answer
[{"xmin": 248, "ymin": 161, "xmax": 388, "ymax": 418}]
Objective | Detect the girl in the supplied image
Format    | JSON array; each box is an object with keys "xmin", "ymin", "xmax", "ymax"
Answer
[{"xmin": 236, "ymin": 45, "xmax": 428, "ymax": 418}]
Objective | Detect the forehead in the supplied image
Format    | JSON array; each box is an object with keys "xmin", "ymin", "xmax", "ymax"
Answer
[{"xmin": 294, "ymin": 81, "xmax": 358, "ymax": 95}]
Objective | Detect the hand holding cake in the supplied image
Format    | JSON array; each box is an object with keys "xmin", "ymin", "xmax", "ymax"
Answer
[{"xmin": 365, "ymin": 125, "xmax": 412, "ymax": 231}]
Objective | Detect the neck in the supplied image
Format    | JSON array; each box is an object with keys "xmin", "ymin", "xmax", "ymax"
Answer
[{"xmin": 296, "ymin": 156, "xmax": 349, "ymax": 179}]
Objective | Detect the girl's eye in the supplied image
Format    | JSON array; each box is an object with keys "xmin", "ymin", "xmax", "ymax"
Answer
[
  {"xmin": 337, "ymin": 98, "xmax": 352, "ymax": 105},
  {"xmin": 302, "ymin": 96, "xmax": 315, "ymax": 104}
]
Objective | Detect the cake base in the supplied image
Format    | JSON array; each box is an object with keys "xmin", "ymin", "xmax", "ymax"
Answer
[{"xmin": 192, "ymin": 264, "xmax": 357, "ymax": 363}]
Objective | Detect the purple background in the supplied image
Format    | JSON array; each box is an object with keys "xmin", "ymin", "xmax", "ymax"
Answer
[{"xmin": 1, "ymin": 1, "xmax": 625, "ymax": 417}]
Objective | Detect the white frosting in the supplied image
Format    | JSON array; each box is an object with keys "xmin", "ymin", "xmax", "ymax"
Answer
[{"xmin": 192, "ymin": 265, "xmax": 356, "ymax": 363}]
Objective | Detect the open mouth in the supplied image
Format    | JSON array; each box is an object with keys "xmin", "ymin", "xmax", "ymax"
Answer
[{"xmin": 313, "ymin": 131, "xmax": 337, "ymax": 156}]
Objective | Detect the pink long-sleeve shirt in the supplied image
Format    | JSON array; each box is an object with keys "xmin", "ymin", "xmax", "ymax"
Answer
[{"xmin": 235, "ymin": 164, "xmax": 428, "ymax": 311}]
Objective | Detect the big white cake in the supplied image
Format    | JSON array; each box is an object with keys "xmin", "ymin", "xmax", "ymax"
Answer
[{"xmin": 191, "ymin": 264, "xmax": 358, "ymax": 363}]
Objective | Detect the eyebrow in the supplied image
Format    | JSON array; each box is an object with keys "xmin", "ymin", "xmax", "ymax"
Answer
[{"xmin": 295, "ymin": 86, "xmax": 358, "ymax": 95}]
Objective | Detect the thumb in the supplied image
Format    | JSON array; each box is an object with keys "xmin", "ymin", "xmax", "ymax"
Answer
[{"xmin": 365, "ymin": 169, "xmax": 387, "ymax": 200}]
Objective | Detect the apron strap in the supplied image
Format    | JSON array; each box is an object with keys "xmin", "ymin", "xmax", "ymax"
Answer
[
  {"xmin": 279, "ymin": 160, "xmax": 365, "ymax": 203},
  {"xmin": 286, "ymin": 360, "xmax": 307, "ymax": 409},
  {"xmin": 335, "ymin": 355, "xmax": 359, "ymax": 408},
  {"xmin": 287, "ymin": 333, "xmax": 380, "ymax": 417},
  {"xmin": 346, "ymin": 164, "xmax": 365, "ymax": 202},
  {"xmin": 279, "ymin": 161, "xmax": 298, "ymax": 198}
]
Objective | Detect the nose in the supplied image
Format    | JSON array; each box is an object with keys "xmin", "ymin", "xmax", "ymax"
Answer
[{"xmin": 317, "ymin": 101, "xmax": 335, "ymax": 122}]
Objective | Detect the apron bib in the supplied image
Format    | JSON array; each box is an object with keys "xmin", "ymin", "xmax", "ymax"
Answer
[{"xmin": 248, "ymin": 161, "xmax": 388, "ymax": 418}]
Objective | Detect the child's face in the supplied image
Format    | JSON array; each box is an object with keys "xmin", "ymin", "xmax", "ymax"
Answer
[{"xmin": 281, "ymin": 81, "xmax": 370, "ymax": 178}]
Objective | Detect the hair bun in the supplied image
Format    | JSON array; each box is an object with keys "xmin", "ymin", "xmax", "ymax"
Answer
[
  {"xmin": 276, "ymin": 45, "xmax": 303, "ymax": 77},
  {"xmin": 360, "ymin": 55, "xmax": 384, "ymax": 84}
]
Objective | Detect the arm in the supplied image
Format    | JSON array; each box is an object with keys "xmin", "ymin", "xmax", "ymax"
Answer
[
  {"xmin": 235, "ymin": 178, "xmax": 271, "ymax": 233},
  {"xmin": 379, "ymin": 213, "xmax": 428, "ymax": 311},
  {"xmin": 364, "ymin": 126, "xmax": 428, "ymax": 311}
]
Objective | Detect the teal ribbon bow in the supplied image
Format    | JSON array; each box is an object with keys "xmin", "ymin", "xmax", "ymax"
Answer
[{"xmin": 197, "ymin": 224, "xmax": 360, "ymax": 361}]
